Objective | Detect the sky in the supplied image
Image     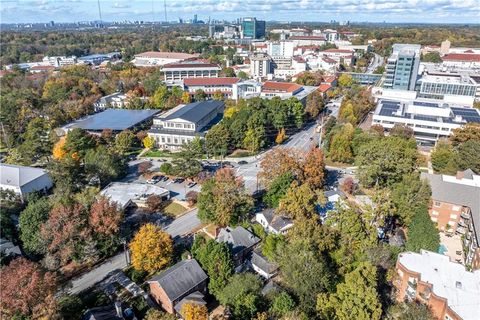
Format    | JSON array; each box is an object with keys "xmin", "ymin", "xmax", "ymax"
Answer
[{"xmin": 1, "ymin": 0, "xmax": 479, "ymax": 24}]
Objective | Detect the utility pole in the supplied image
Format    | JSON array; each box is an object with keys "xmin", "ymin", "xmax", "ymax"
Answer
[
  {"xmin": 318, "ymin": 114, "xmax": 324, "ymax": 149},
  {"xmin": 97, "ymin": 0, "xmax": 102, "ymax": 23}
]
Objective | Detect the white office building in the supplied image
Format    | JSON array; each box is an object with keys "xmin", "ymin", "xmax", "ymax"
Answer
[
  {"xmin": 384, "ymin": 44, "xmax": 421, "ymax": 91},
  {"xmin": 162, "ymin": 60, "xmax": 221, "ymax": 83},
  {"xmin": 249, "ymin": 53, "xmax": 272, "ymax": 79},
  {"xmin": 418, "ymin": 74, "xmax": 477, "ymax": 99},
  {"xmin": 267, "ymin": 41, "xmax": 295, "ymax": 58},
  {"xmin": 42, "ymin": 55, "xmax": 77, "ymax": 67},
  {"xmin": 148, "ymin": 101, "xmax": 224, "ymax": 151},
  {"xmin": 132, "ymin": 51, "xmax": 199, "ymax": 67},
  {"xmin": 372, "ymin": 98, "xmax": 480, "ymax": 145}
]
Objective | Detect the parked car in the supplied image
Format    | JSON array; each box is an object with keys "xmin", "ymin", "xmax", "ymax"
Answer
[
  {"xmin": 147, "ymin": 176, "xmax": 161, "ymax": 184},
  {"xmin": 187, "ymin": 182, "xmax": 197, "ymax": 188},
  {"xmin": 238, "ymin": 160, "xmax": 248, "ymax": 165},
  {"xmin": 173, "ymin": 177, "xmax": 185, "ymax": 183},
  {"xmin": 161, "ymin": 176, "xmax": 169, "ymax": 182}
]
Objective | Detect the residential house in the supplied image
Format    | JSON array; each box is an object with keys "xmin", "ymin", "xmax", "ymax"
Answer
[
  {"xmin": 255, "ymin": 208, "xmax": 293, "ymax": 234},
  {"xmin": 0, "ymin": 164, "xmax": 53, "ymax": 200},
  {"xmin": 251, "ymin": 250, "xmax": 278, "ymax": 280},
  {"xmin": 94, "ymin": 92, "xmax": 129, "ymax": 111},
  {"xmin": 394, "ymin": 250, "xmax": 480, "ymax": 320},
  {"xmin": 421, "ymin": 170, "xmax": 480, "ymax": 270},
  {"xmin": 148, "ymin": 259, "xmax": 208, "ymax": 314},
  {"xmin": 217, "ymin": 226, "xmax": 260, "ymax": 271},
  {"xmin": 319, "ymin": 189, "xmax": 345, "ymax": 220},
  {"xmin": 148, "ymin": 101, "xmax": 224, "ymax": 151},
  {"xmin": 260, "ymin": 81, "xmax": 303, "ymax": 99}
]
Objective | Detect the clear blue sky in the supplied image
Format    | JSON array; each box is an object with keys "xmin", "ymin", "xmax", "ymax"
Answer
[{"xmin": 1, "ymin": 0, "xmax": 479, "ymax": 24}]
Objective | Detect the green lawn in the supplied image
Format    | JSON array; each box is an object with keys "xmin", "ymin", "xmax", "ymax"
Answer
[
  {"xmin": 143, "ymin": 149, "xmax": 172, "ymax": 158},
  {"xmin": 162, "ymin": 201, "xmax": 188, "ymax": 217}
]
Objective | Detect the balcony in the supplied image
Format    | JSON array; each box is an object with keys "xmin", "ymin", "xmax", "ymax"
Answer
[
  {"xmin": 460, "ymin": 211, "xmax": 470, "ymax": 220},
  {"xmin": 456, "ymin": 227, "xmax": 467, "ymax": 235}
]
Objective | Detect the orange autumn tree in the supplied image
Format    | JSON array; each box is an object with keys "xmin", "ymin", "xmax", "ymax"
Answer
[
  {"xmin": 0, "ymin": 258, "xmax": 59, "ymax": 319},
  {"xmin": 89, "ymin": 198, "xmax": 123, "ymax": 236},
  {"xmin": 129, "ymin": 223, "xmax": 173, "ymax": 273},
  {"xmin": 275, "ymin": 128, "xmax": 287, "ymax": 144},
  {"xmin": 181, "ymin": 303, "xmax": 208, "ymax": 320},
  {"xmin": 52, "ymin": 136, "xmax": 67, "ymax": 160}
]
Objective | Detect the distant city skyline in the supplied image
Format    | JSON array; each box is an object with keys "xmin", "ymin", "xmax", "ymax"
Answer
[{"xmin": 1, "ymin": 0, "xmax": 479, "ymax": 24}]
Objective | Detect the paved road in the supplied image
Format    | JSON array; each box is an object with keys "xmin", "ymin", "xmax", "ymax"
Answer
[
  {"xmin": 235, "ymin": 123, "xmax": 320, "ymax": 192},
  {"xmin": 67, "ymin": 209, "xmax": 201, "ymax": 294},
  {"xmin": 366, "ymin": 53, "xmax": 384, "ymax": 74}
]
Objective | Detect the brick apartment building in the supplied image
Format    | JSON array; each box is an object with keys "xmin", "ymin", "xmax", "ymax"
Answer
[
  {"xmin": 395, "ymin": 250, "xmax": 480, "ymax": 320},
  {"xmin": 421, "ymin": 170, "xmax": 480, "ymax": 270}
]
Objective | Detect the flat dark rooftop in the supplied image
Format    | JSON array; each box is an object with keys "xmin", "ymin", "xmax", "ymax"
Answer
[{"xmin": 66, "ymin": 109, "xmax": 159, "ymax": 131}]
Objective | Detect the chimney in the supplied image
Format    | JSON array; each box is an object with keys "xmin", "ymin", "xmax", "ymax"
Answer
[
  {"xmin": 114, "ymin": 301, "xmax": 122, "ymax": 318},
  {"xmin": 456, "ymin": 171, "xmax": 464, "ymax": 180}
]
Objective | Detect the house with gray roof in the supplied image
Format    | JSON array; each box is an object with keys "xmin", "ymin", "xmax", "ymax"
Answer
[
  {"xmin": 217, "ymin": 226, "xmax": 260, "ymax": 271},
  {"xmin": 255, "ymin": 209, "xmax": 293, "ymax": 235},
  {"xmin": 421, "ymin": 170, "xmax": 480, "ymax": 270},
  {"xmin": 147, "ymin": 259, "xmax": 208, "ymax": 314},
  {"xmin": 251, "ymin": 249, "xmax": 278, "ymax": 280},
  {"xmin": 0, "ymin": 164, "xmax": 53, "ymax": 200},
  {"xmin": 148, "ymin": 101, "xmax": 224, "ymax": 151}
]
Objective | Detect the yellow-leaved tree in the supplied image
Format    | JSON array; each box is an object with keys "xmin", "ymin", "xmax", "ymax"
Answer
[
  {"xmin": 142, "ymin": 136, "xmax": 155, "ymax": 149},
  {"xmin": 275, "ymin": 128, "xmax": 286, "ymax": 145},
  {"xmin": 129, "ymin": 223, "xmax": 173, "ymax": 273},
  {"xmin": 52, "ymin": 136, "xmax": 67, "ymax": 160},
  {"xmin": 181, "ymin": 303, "xmax": 208, "ymax": 320}
]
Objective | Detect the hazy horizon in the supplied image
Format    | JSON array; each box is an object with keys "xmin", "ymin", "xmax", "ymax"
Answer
[{"xmin": 1, "ymin": 0, "xmax": 479, "ymax": 24}]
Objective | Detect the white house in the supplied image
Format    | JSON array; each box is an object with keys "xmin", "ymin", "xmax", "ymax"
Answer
[
  {"xmin": 255, "ymin": 209, "xmax": 293, "ymax": 235},
  {"xmin": 0, "ymin": 164, "xmax": 53, "ymax": 200},
  {"xmin": 250, "ymin": 250, "xmax": 278, "ymax": 280}
]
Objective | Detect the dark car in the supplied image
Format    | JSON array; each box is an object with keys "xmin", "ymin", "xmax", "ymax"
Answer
[
  {"xmin": 173, "ymin": 177, "xmax": 185, "ymax": 183},
  {"xmin": 238, "ymin": 160, "xmax": 248, "ymax": 165},
  {"xmin": 187, "ymin": 182, "xmax": 197, "ymax": 188}
]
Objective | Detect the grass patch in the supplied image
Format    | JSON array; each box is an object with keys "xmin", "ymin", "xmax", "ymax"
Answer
[
  {"xmin": 324, "ymin": 158, "xmax": 352, "ymax": 168},
  {"xmin": 229, "ymin": 149, "xmax": 255, "ymax": 158},
  {"xmin": 162, "ymin": 201, "xmax": 188, "ymax": 217},
  {"xmin": 143, "ymin": 149, "xmax": 172, "ymax": 158}
]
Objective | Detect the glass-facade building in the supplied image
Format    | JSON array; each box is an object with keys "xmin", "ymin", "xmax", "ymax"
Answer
[
  {"xmin": 242, "ymin": 18, "xmax": 266, "ymax": 39},
  {"xmin": 384, "ymin": 44, "xmax": 421, "ymax": 91},
  {"xmin": 419, "ymin": 76, "xmax": 476, "ymax": 98}
]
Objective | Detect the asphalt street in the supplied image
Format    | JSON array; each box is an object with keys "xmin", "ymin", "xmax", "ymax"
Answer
[
  {"xmin": 67, "ymin": 208, "xmax": 200, "ymax": 294},
  {"xmin": 366, "ymin": 53, "xmax": 384, "ymax": 74}
]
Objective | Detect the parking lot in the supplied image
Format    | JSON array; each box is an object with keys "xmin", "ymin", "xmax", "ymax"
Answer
[{"xmin": 124, "ymin": 159, "xmax": 200, "ymax": 200}]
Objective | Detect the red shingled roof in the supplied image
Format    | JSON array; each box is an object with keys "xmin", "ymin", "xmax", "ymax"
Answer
[
  {"xmin": 318, "ymin": 84, "xmax": 332, "ymax": 93},
  {"xmin": 183, "ymin": 77, "xmax": 240, "ymax": 86},
  {"xmin": 162, "ymin": 62, "xmax": 220, "ymax": 69},
  {"xmin": 323, "ymin": 49, "xmax": 353, "ymax": 54},
  {"xmin": 262, "ymin": 81, "xmax": 302, "ymax": 93},
  {"xmin": 443, "ymin": 53, "xmax": 480, "ymax": 62},
  {"xmin": 323, "ymin": 76, "xmax": 337, "ymax": 84}
]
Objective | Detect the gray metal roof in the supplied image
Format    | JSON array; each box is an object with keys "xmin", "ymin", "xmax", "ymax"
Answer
[
  {"xmin": 162, "ymin": 101, "xmax": 224, "ymax": 123},
  {"xmin": 217, "ymin": 226, "xmax": 260, "ymax": 255},
  {"xmin": 421, "ymin": 172, "xmax": 480, "ymax": 241},
  {"xmin": 0, "ymin": 164, "xmax": 49, "ymax": 188},
  {"xmin": 148, "ymin": 259, "xmax": 207, "ymax": 302},
  {"xmin": 65, "ymin": 109, "xmax": 159, "ymax": 131}
]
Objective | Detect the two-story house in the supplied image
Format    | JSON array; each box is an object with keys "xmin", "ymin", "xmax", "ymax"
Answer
[{"xmin": 147, "ymin": 101, "xmax": 224, "ymax": 151}]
